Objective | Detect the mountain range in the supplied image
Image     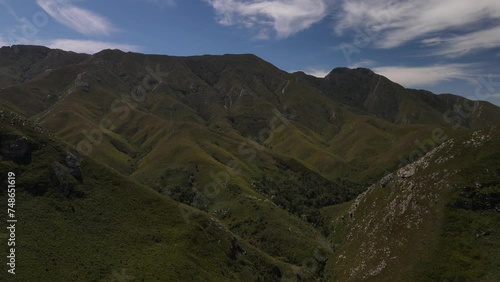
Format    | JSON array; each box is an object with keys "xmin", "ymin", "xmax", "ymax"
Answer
[{"xmin": 0, "ymin": 45, "xmax": 499, "ymax": 281}]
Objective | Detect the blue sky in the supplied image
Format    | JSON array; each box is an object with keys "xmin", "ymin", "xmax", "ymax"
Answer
[{"xmin": 1, "ymin": 0, "xmax": 499, "ymax": 105}]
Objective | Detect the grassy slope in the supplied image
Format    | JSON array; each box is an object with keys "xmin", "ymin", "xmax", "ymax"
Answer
[
  {"xmin": 0, "ymin": 114, "xmax": 306, "ymax": 282},
  {"xmin": 0, "ymin": 46, "xmax": 499, "ymax": 280}
]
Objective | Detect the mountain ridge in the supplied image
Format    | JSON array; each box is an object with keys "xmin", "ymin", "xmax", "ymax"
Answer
[{"xmin": 0, "ymin": 45, "xmax": 499, "ymax": 281}]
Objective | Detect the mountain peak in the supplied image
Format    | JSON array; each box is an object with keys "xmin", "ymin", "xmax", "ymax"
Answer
[
  {"xmin": 0, "ymin": 44, "xmax": 52, "ymax": 55},
  {"xmin": 326, "ymin": 67, "xmax": 376, "ymax": 78},
  {"xmin": 1, "ymin": 45, "xmax": 500, "ymax": 281}
]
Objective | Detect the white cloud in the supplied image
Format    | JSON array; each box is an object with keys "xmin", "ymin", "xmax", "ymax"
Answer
[
  {"xmin": 425, "ymin": 26, "xmax": 500, "ymax": 57},
  {"xmin": 373, "ymin": 64, "xmax": 474, "ymax": 87},
  {"xmin": 348, "ymin": 59, "xmax": 376, "ymax": 69},
  {"xmin": 334, "ymin": 0, "xmax": 500, "ymax": 54},
  {"xmin": 305, "ymin": 68, "xmax": 330, "ymax": 78},
  {"xmin": 36, "ymin": 0, "xmax": 115, "ymax": 36},
  {"xmin": 1, "ymin": 36, "xmax": 139, "ymax": 54},
  {"xmin": 292, "ymin": 67, "xmax": 330, "ymax": 77},
  {"xmin": 0, "ymin": 36, "xmax": 7, "ymax": 47},
  {"xmin": 45, "ymin": 39, "xmax": 139, "ymax": 54},
  {"xmin": 289, "ymin": 67, "xmax": 330, "ymax": 77},
  {"xmin": 205, "ymin": 0, "xmax": 328, "ymax": 39}
]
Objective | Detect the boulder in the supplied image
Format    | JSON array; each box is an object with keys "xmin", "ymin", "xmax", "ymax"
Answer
[
  {"xmin": 398, "ymin": 165, "xmax": 416, "ymax": 179},
  {"xmin": 65, "ymin": 151, "xmax": 83, "ymax": 182},
  {"xmin": 380, "ymin": 173, "xmax": 394, "ymax": 187}
]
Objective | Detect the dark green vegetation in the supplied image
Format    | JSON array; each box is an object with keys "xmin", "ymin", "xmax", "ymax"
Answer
[
  {"xmin": 0, "ymin": 45, "xmax": 499, "ymax": 281},
  {"xmin": 0, "ymin": 113, "xmax": 293, "ymax": 281},
  {"xmin": 254, "ymin": 159, "xmax": 363, "ymax": 230},
  {"xmin": 413, "ymin": 132, "xmax": 500, "ymax": 281}
]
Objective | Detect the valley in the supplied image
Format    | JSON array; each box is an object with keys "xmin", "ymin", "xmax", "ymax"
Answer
[{"xmin": 0, "ymin": 45, "xmax": 499, "ymax": 281}]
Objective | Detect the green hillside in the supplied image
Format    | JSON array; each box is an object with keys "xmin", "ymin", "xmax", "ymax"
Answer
[{"xmin": 0, "ymin": 45, "xmax": 499, "ymax": 281}]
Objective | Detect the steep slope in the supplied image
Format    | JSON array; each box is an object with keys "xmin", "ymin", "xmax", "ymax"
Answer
[
  {"xmin": 299, "ymin": 67, "xmax": 500, "ymax": 129},
  {"xmin": 2, "ymin": 46, "xmax": 495, "ymax": 186},
  {"xmin": 0, "ymin": 45, "xmax": 499, "ymax": 281},
  {"xmin": 0, "ymin": 45, "xmax": 88, "ymax": 88},
  {"xmin": 0, "ymin": 111, "xmax": 311, "ymax": 281},
  {"xmin": 324, "ymin": 126, "xmax": 500, "ymax": 281}
]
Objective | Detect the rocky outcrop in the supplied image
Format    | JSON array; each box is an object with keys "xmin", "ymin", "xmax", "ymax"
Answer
[
  {"xmin": 228, "ymin": 237, "xmax": 246, "ymax": 260},
  {"xmin": 398, "ymin": 165, "xmax": 415, "ymax": 179},
  {"xmin": 65, "ymin": 151, "xmax": 83, "ymax": 182},
  {"xmin": 332, "ymin": 140, "xmax": 455, "ymax": 280},
  {"xmin": 2, "ymin": 136, "xmax": 29, "ymax": 158},
  {"xmin": 50, "ymin": 152, "xmax": 84, "ymax": 198},
  {"xmin": 380, "ymin": 173, "xmax": 394, "ymax": 187},
  {"xmin": 1, "ymin": 135, "xmax": 34, "ymax": 164}
]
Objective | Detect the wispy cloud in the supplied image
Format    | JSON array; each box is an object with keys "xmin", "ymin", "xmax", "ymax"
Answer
[
  {"xmin": 373, "ymin": 64, "xmax": 474, "ymax": 87},
  {"xmin": 36, "ymin": 0, "xmax": 115, "ymax": 36},
  {"xmin": 0, "ymin": 0, "xmax": 20, "ymax": 20},
  {"xmin": 205, "ymin": 0, "xmax": 328, "ymax": 39},
  {"xmin": 298, "ymin": 60, "xmax": 375, "ymax": 78},
  {"xmin": 423, "ymin": 26, "xmax": 500, "ymax": 57},
  {"xmin": 45, "ymin": 39, "xmax": 139, "ymax": 54},
  {"xmin": 289, "ymin": 67, "xmax": 330, "ymax": 77},
  {"xmin": 0, "ymin": 35, "xmax": 7, "ymax": 47},
  {"xmin": 334, "ymin": 0, "xmax": 500, "ymax": 55},
  {"xmin": 303, "ymin": 67, "xmax": 330, "ymax": 78},
  {"xmin": 348, "ymin": 59, "xmax": 376, "ymax": 69},
  {"xmin": 0, "ymin": 36, "xmax": 138, "ymax": 53}
]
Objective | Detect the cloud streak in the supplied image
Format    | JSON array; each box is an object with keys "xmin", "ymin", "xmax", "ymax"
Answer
[
  {"xmin": 45, "ymin": 39, "xmax": 139, "ymax": 54},
  {"xmin": 373, "ymin": 64, "xmax": 474, "ymax": 87},
  {"xmin": 0, "ymin": 35, "xmax": 138, "ymax": 54},
  {"xmin": 206, "ymin": 0, "xmax": 500, "ymax": 58},
  {"xmin": 36, "ymin": 0, "xmax": 115, "ymax": 36},
  {"xmin": 334, "ymin": 0, "xmax": 500, "ymax": 55},
  {"xmin": 302, "ymin": 67, "xmax": 330, "ymax": 78},
  {"xmin": 423, "ymin": 26, "xmax": 500, "ymax": 57},
  {"xmin": 0, "ymin": 36, "xmax": 7, "ymax": 47},
  {"xmin": 205, "ymin": 0, "xmax": 328, "ymax": 39}
]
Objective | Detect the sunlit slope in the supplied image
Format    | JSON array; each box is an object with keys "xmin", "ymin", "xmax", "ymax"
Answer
[{"xmin": 0, "ymin": 113, "xmax": 320, "ymax": 281}]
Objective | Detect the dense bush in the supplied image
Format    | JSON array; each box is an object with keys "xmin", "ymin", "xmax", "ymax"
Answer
[
  {"xmin": 254, "ymin": 159, "xmax": 364, "ymax": 226},
  {"xmin": 448, "ymin": 152, "xmax": 500, "ymax": 211}
]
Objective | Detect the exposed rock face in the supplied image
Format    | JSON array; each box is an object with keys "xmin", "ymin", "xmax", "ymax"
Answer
[
  {"xmin": 1, "ymin": 135, "xmax": 34, "ymax": 164},
  {"xmin": 51, "ymin": 162, "xmax": 74, "ymax": 198},
  {"xmin": 65, "ymin": 151, "xmax": 83, "ymax": 182},
  {"xmin": 2, "ymin": 136, "xmax": 29, "ymax": 158},
  {"xmin": 228, "ymin": 237, "xmax": 246, "ymax": 260},
  {"xmin": 50, "ymin": 153, "xmax": 84, "ymax": 198},
  {"xmin": 332, "ymin": 140, "xmax": 455, "ymax": 280},
  {"xmin": 380, "ymin": 173, "xmax": 394, "ymax": 187},
  {"xmin": 398, "ymin": 165, "xmax": 416, "ymax": 179}
]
